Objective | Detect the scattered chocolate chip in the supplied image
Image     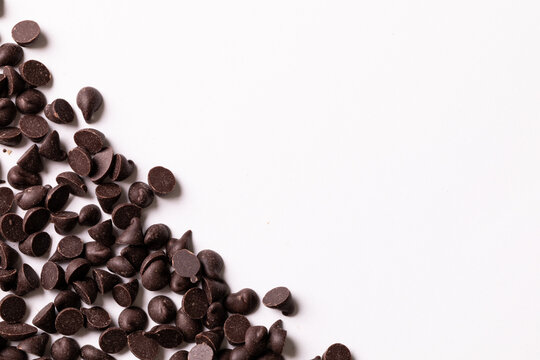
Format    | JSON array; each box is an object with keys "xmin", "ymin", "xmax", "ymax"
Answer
[
  {"xmin": 167, "ymin": 230, "xmax": 192, "ymax": 262},
  {"xmin": 55, "ymin": 235, "xmax": 84, "ymax": 261},
  {"xmin": 202, "ymin": 278, "xmax": 230, "ymax": 304},
  {"xmin": 81, "ymin": 307, "xmax": 111, "ymax": 331},
  {"xmin": 116, "ymin": 217, "xmax": 143, "ymax": 245},
  {"xmin": 139, "ymin": 250, "xmax": 168, "ymax": 274},
  {"xmin": 55, "ymin": 307, "xmax": 84, "ymax": 335},
  {"xmin": 0, "ymin": 126, "xmax": 22, "ymax": 146},
  {"xmin": 45, "ymin": 184, "xmax": 70, "ymax": 212},
  {"xmin": 41, "ymin": 261, "xmax": 66, "ymax": 290},
  {"xmin": 204, "ymin": 302, "xmax": 227, "ymax": 329},
  {"xmin": 79, "ymin": 204, "xmax": 101, "ymax": 226},
  {"xmin": 0, "ymin": 187, "xmax": 14, "ymax": 215},
  {"xmin": 40, "ymin": 130, "xmax": 68, "ymax": 161},
  {"xmin": 19, "ymin": 59, "xmax": 51, "ymax": 87},
  {"xmin": 16, "ymin": 88, "xmax": 46, "ymax": 114},
  {"xmin": 263, "ymin": 287, "xmax": 295, "ymax": 316},
  {"xmin": 245, "ymin": 326, "xmax": 268, "ymax": 357},
  {"xmin": 72, "ymin": 277, "xmax": 98, "ymax": 304},
  {"xmin": 145, "ymin": 324, "xmax": 183, "ymax": 348},
  {"xmin": 8, "ymin": 165, "xmax": 42, "ymax": 190},
  {"xmin": 225, "ymin": 288, "xmax": 259, "ymax": 315},
  {"xmin": 323, "ymin": 344, "xmax": 351, "ymax": 360},
  {"xmin": 19, "ymin": 231, "xmax": 51, "ymax": 257},
  {"xmin": 0, "ymin": 346, "xmax": 27, "ymax": 360},
  {"xmin": 118, "ymin": 306, "xmax": 147, "ymax": 334},
  {"xmin": 148, "ymin": 166, "xmax": 176, "ymax": 196},
  {"xmin": 188, "ymin": 343, "xmax": 214, "ymax": 360},
  {"xmin": 172, "ymin": 249, "xmax": 200, "ymax": 282},
  {"xmin": 20, "ymin": 114, "xmax": 50, "ymax": 142},
  {"xmin": 111, "ymin": 153, "xmax": 135, "ymax": 181},
  {"xmin": 0, "ymin": 98, "xmax": 16, "ymax": 127},
  {"xmin": 141, "ymin": 258, "xmax": 170, "ymax": 291},
  {"xmin": 170, "ymin": 271, "xmax": 196, "ymax": 294},
  {"xmin": 17, "ymin": 185, "xmax": 49, "ymax": 210},
  {"xmin": 128, "ymin": 181, "xmax": 154, "ymax": 208},
  {"xmin": 175, "ymin": 308, "xmax": 202, "ymax": 343},
  {"xmin": 128, "ymin": 330, "xmax": 159, "ymax": 360},
  {"xmin": 95, "ymin": 183, "xmax": 121, "ymax": 214},
  {"xmin": 44, "ymin": 98, "xmax": 75, "ymax": 124},
  {"xmin": 112, "ymin": 279, "xmax": 139, "ymax": 307},
  {"xmin": 0, "ymin": 213, "xmax": 26, "ymax": 242},
  {"xmin": 198, "ymin": 249, "xmax": 225, "ymax": 280},
  {"xmin": 88, "ymin": 219, "xmax": 115, "ymax": 247},
  {"xmin": 0, "ymin": 268, "xmax": 17, "ymax": 291},
  {"xmin": 0, "ymin": 241, "xmax": 18, "ymax": 269},
  {"xmin": 0, "ymin": 43, "xmax": 23, "ymax": 66},
  {"xmin": 268, "ymin": 320, "xmax": 287, "ymax": 355},
  {"xmin": 0, "ymin": 294, "xmax": 26, "ymax": 323},
  {"xmin": 182, "ymin": 287, "xmax": 209, "ymax": 320},
  {"xmin": 224, "ymin": 315, "xmax": 251, "ymax": 346},
  {"xmin": 143, "ymin": 223, "xmax": 170, "ymax": 250},
  {"xmin": 0, "ymin": 321, "xmax": 37, "ymax": 340},
  {"xmin": 81, "ymin": 344, "xmax": 115, "ymax": 360},
  {"xmin": 54, "ymin": 290, "xmax": 81, "ymax": 312},
  {"xmin": 77, "ymin": 87, "xmax": 103, "ymax": 122},
  {"xmin": 229, "ymin": 345, "xmax": 249, "ymax": 360},
  {"xmin": 3, "ymin": 65, "xmax": 26, "ymax": 96},
  {"xmin": 32, "ymin": 302, "xmax": 57, "ymax": 334},
  {"xmin": 68, "ymin": 146, "xmax": 93, "ymax": 177},
  {"xmin": 99, "ymin": 327, "xmax": 127, "ymax": 354},
  {"xmin": 148, "ymin": 295, "xmax": 176, "ymax": 324},
  {"xmin": 106, "ymin": 256, "xmax": 136, "ymax": 278},
  {"xmin": 51, "ymin": 336, "xmax": 80, "ymax": 360},
  {"xmin": 171, "ymin": 350, "xmax": 189, "ymax": 360},
  {"xmin": 91, "ymin": 147, "xmax": 114, "ymax": 183},
  {"xmin": 17, "ymin": 333, "xmax": 49, "ymax": 356},
  {"xmin": 85, "ymin": 242, "xmax": 113, "ymax": 266},
  {"xmin": 65, "ymin": 258, "xmax": 90, "ymax": 284},
  {"xmin": 111, "ymin": 203, "xmax": 141, "ymax": 230},
  {"xmin": 12, "ymin": 20, "xmax": 40, "ymax": 46},
  {"xmin": 56, "ymin": 171, "xmax": 87, "ymax": 196},
  {"xmin": 51, "ymin": 211, "xmax": 78, "ymax": 235},
  {"xmin": 23, "ymin": 207, "xmax": 50, "ymax": 234},
  {"xmin": 195, "ymin": 329, "xmax": 223, "ymax": 352},
  {"xmin": 120, "ymin": 245, "xmax": 148, "ymax": 270},
  {"xmin": 92, "ymin": 268, "xmax": 120, "ymax": 294},
  {"xmin": 18, "ymin": 144, "xmax": 43, "ymax": 173},
  {"xmin": 74, "ymin": 128, "xmax": 105, "ymax": 154}
]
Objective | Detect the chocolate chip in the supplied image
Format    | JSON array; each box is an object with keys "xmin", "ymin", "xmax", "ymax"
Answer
[
  {"xmin": 65, "ymin": 258, "xmax": 90, "ymax": 283},
  {"xmin": 171, "ymin": 350, "xmax": 189, "ymax": 360},
  {"xmin": 128, "ymin": 330, "xmax": 159, "ymax": 360},
  {"xmin": 51, "ymin": 211, "xmax": 78, "ymax": 235},
  {"xmin": 41, "ymin": 261, "xmax": 66, "ymax": 290},
  {"xmin": 81, "ymin": 345, "xmax": 115, "ymax": 360},
  {"xmin": 202, "ymin": 278, "xmax": 230, "ymax": 303},
  {"xmin": 0, "ymin": 346, "xmax": 26, "ymax": 360},
  {"xmin": 111, "ymin": 203, "xmax": 141, "ymax": 230},
  {"xmin": 0, "ymin": 294, "xmax": 26, "ymax": 323},
  {"xmin": 268, "ymin": 320, "xmax": 287, "ymax": 355},
  {"xmin": 16, "ymin": 88, "xmax": 46, "ymax": 114},
  {"xmin": 44, "ymin": 98, "xmax": 75, "ymax": 124},
  {"xmin": 44, "ymin": 184, "xmax": 69, "ymax": 213},
  {"xmin": 33, "ymin": 302, "xmax": 57, "ymax": 334},
  {"xmin": 175, "ymin": 308, "xmax": 202, "ymax": 343},
  {"xmin": 112, "ymin": 279, "xmax": 139, "ymax": 307},
  {"xmin": 72, "ymin": 277, "xmax": 98, "ymax": 304},
  {"xmin": 99, "ymin": 327, "xmax": 127, "ymax": 354},
  {"xmin": 188, "ymin": 343, "xmax": 214, "ymax": 360},
  {"xmin": 0, "ymin": 241, "xmax": 18, "ymax": 269},
  {"xmin": 128, "ymin": 181, "xmax": 154, "ymax": 208},
  {"xmin": 0, "ymin": 187, "xmax": 14, "ymax": 215},
  {"xmin": 39, "ymin": 130, "xmax": 68, "ymax": 161},
  {"xmin": 182, "ymin": 287, "xmax": 209, "ymax": 320},
  {"xmin": 145, "ymin": 324, "xmax": 183, "ymax": 348},
  {"xmin": 56, "ymin": 171, "xmax": 87, "ymax": 196},
  {"xmin": 88, "ymin": 219, "xmax": 115, "ymax": 247},
  {"xmin": 19, "ymin": 231, "xmax": 51, "ymax": 257},
  {"xmin": 0, "ymin": 268, "xmax": 17, "ymax": 291},
  {"xmin": 0, "ymin": 43, "xmax": 23, "ymax": 66},
  {"xmin": 263, "ymin": 287, "xmax": 295, "ymax": 316},
  {"xmin": 55, "ymin": 308, "xmax": 84, "ymax": 335},
  {"xmin": 51, "ymin": 336, "xmax": 80, "ymax": 360},
  {"xmin": 139, "ymin": 250, "xmax": 168, "ymax": 274},
  {"xmin": 323, "ymin": 344, "xmax": 351, "ymax": 360},
  {"xmin": 77, "ymin": 87, "xmax": 103, "ymax": 122},
  {"xmin": 198, "ymin": 249, "xmax": 224, "ymax": 280},
  {"xmin": 172, "ymin": 249, "xmax": 200, "ymax": 282},
  {"xmin": 18, "ymin": 144, "xmax": 43, "ymax": 173},
  {"xmin": 120, "ymin": 245, "xmax": 148, "ymax": 270},
  {"xmin": 141, "ymin": 258, "xmax": 169, "ymax": 291},
  {"xmin": 79, "ymin": 204, "xmax": 101, "ymax": 226},
  {"xmin": 68, "ymin": 146, "xmax": 93, "ymax": 177},
  {"xmin": 106, "ymin": 256, "xmax": 136, "ymax": 277},
  {"xmin": 229, "ymin": 346, "xmax": 250, "ymax": 360},
  {"xmin": 0, "ymin": 126, "xmax": 22, "ymax": 146},
  {"xmin": 16, "ymin": 185, "xmax": 49, "ymax": 210},
  {"xmin": 143, "ymin": 223, "xmax": 170, "ymax": 250},
  {"xmin": 55, "ymin": 235, "xmax": 84, "ymax": 260},
  {"xmin": 23, "ymin": 207, "xmax": 50, "ymax": 234},
  {"xmin": 224, "ymin": 315, "xmax": 251, "ymax": 345},
  {"xmin": 17, "ymin": 333, "xmax": 49, "ymax": 356},
  {"xmin": 0, "ymin": 321, "xmax": 37, "ymax": 340},
  {"xmin": 54, "ymin": 290, "xmax": 81, "ymax": 312},
  {"xmin": 195, "ymin": 329, "xmax": 223, "ymax": 352},
  {"xmin": 19, "ymin": 60, "xmax": 51, "ymax": 87},
  {"xmin": 170, "ymin": 271, "xmax": 196, "ymax": 294},
  {"xmin": 81, "ymin": 307, "xmax": 111, "ymax": 331},
  {"xmin": 8, "ymin": 165, "xmax": 42, "ymax": 190},
  {"xmin": 0, "ymin": 213, "xmax": 26, "ymax": 242},
  {"xmin": 95, "ymin": 183, "xmax": 121, "ymax": 214},
  {"xmin": 204, "ymin": 302, "xmax": 227, "ymax": 329},
  {"xmin": 225, "ymin": 288, "xmax": 259, "ymax": 315},
  {"xmin": 91, "ymin": 147, "xmax": 114, "ymax": 183},
  {"xmin": 118, "ymin": 306, "xmax": 147, "ymax": 334},
  {"xmin": 148, "ymin": 295, "xmax": 176, "ymax": 324},
  {"xmin": 148, "ymin": 166, "xmax": 176, "ymax": 196},
  {"xmin": 245, "ymin": 326, "xmax": 268, "ymax": 357},
  {"xmin": 74, "ymin": 128, "xmax": 105, "ymax": 154},
  {"xmin": 20, "ymin": 114, "xmax": 50, "ymax": 142},
  {"xmin": 92, "ymin": 268, "xmax": 120, "ymax": 294},
  {"xmin": 116, "ymin": 217, "xmax": 143, "ymax": 245},
  {"xmin": 111, "ymin": 153, "xmax": 135, "ymax": 181},
  {"xmin": 85, "ymin": 242, "xmax": 113, "ymax": 266},
  {"xmin": 167, "ymin": 230, "xmax": 192, "ymax": 261},
  {"xmin": 12, "ymin": 20, "xmax": 40, "ymax": 46},
  {"xmin": 3, "ymin": 65, "xmax": 26, "ymax": 96},
  {"xmin": 0, "ymin": 98, "xmax": 16, "ymax": 126}
]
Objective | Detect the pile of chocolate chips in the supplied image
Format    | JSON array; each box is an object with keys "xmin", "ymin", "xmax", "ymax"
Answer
[{"xmin": 0, "ymin": 18, "xmax": 352, "ymax": 360}]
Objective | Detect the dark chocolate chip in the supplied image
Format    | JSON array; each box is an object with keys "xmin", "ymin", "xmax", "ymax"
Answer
[
  {"xmin": 167, "ymin": 230, "xmax": 192, "ymax": 262},
  {"xmin": 65, "ymin": 258, "xmax": 90, "ymax": 283},
  {"xmin": 198, "ymin": 249, "xmax": 224, "ymax": 281},
  {"xmin": 170, "ymin": 271, "xmax": 195, "ymax": 294},
  {"xmin": 112, "ymin": 279, "xmax": 139, "ymax": 307},
  {"xmin": 195, "ymin": 329, "xmax": 223, "ymax": 352},
  {"xmin": 99, "ymin": 327, "xmax": 127, "ymax": 354},
  {"xmin": 268, "ymin": 320, "xmax": 287, "ymax": 355},
  {"xmin": 245, "ymin": 326, "xmax": 268, "ymax": 357},
  {"xmin": 17, "ymin": 333, "xmax": 49, "ymax": 356},
  {"xmin": 111, "ymin": 153, "xmax": 134, "ymax": 181},
  {"xmin": 263, "ymin": 287, "xmax": 295, "ymax": 316},
  {"xmin": 128, "ymin": 330, "xmax": 159, "ymax": 360},
  {"xmin": 16, "ymin": 88, "xmax": 46, "ymax": 114},
  {"xmin": 8, "ymin": 165, "xmax": 42, "ymax": 190},
  {"xmin": 72, "ymin": 277, "xmax": 98, "ymax": 304},
  {"xmin": 44, "ymin": 98, "xmax": 75, "ymax": 124},
  {"xmin": 0, "ymin": 346, "xmax": 26, "ymax": 360},
  {"xmin": 54, "ymin": 290, "xmax": 81, "ymax": 312},
  {"xmin": 144, "ymin": 223, "xmax": 170, "ymax": 250},
  {"xmin": 0, "ymin": 321, "xmax": 37, "ymax": 340},
  {"xmin": 116, "ymin": 217, "xmax": 143, "ymax": 245},
  {"xmin": 182, "ymin": 287, "xmax": 209, "ymax": 320},
  {"xmin": 79, "ymin": 204, "xmax": 101, "ymax": 226},
  {"xmin": 148, "ymin": 166, "xmax": 176, "ymax": 196},
  {"xmin": 111, "ymin": 203, "xmax": 141, "ymax": 230},
  {"xmin": 202, "ymin": 278, "xmax": 230, "ymax": 304},
  {"xmin": 0, "ymin": 43, "xmax": 23, "ymax": 66},
  {"xmin": 32, "ymin": 302, "xmax": 57, "ymax": 334},
  {"xmin": 323, "ymin": 344, "xmax": 351, "ymax": 360},
  {"xmin": 16, "ymin": 185, "xmax": 49, "ymax": 210},
  {"xmin": 81, "ymin": 344, "xmax": 115, "ymax": 360},
  {"xmin": 56, "ymin": 171, "xmax": 87, "ymax": 196},
  {"xmin": 171, "ymin": 350, "xmax": 189, "ymax": 360},
  {"xmin": 120, "ymin": 245, "xmax": 148, "ymax": 270},
  {"xmin": 141, "ymin": 259, "xmax": 169, "ymax": 291},
  {"xmin": 23, "ymin": 207, "xmax": 50, "ymax": 234},
  {"xmin": 3, "ymin": 65, "xmax": 26, "ymax": 96},
  {"xmin": 19, "ymin": 231, "xmax": 51, "ymax": 257},
  {"xmin": 81, "ymin": 306, "xmax": 111, "ymax": 331},
  {"xmin": 172, "ymin": 249, "xmax": 200, "ymax": 282},
  {"xmin": 188, "ymin": 343, "xmax": 214, "ymax": 360},
  {"xmin": 68, "ymin": 146, "xmax": 93, "ymax": 177},
  {"xmin": 0, "ymin": 187, "xmax": 14, "ymax": 215},
  {"xmin": 51, "ymin": 211, "xmax": 78, "ymax": 235},
  {"xmin": 51, "ymin": 336, "xmax": 80, "ymax": 360},
  {"xmin": 148, "ymin": 295, "xmax": 176, "ymax": 324},
  {"xmin": 12, "ymin": 20, "xmax": 40, "ymax": 46},
  {"xmin": 0, "ymin": 213, "xmax": 26, "ymax": 242},
  {"xmin": 0, "ymin": 294, "xmax": 25, "ymax": 323},
  {"xmin": 145, "ymin": 324, "xmax": 183, "ymax": 348},
  {"xmin": 0, "ymin": 268, "xmax": 17, "ymax": 291},
  {"xmin": 118, "ymin": 306, "xmax": 147, "ymax": 334},
  {"xmin": 88, "ymin": 219, "xmax": 115, "ymax": 247},
  {"xmin": 20, "ymin": 114, "xmax": 50, "ymax": 142},
  {"xmin": 74, "ymin": 128, "xmax": 105, "ymax": 154},
  {"xmin": 224, "ymin": 314, "xmax": 251, "ymax": 346},
  {"xmin": 77, "ymin": 87, "xmax": 103, "ymax": 122},
  {"xmin": 18, "ymin": 144, "xmax": 43, "ymax": 173},
  {"xmin": 85, "ymin": 242, "xmax": 113, "ymax": 266},
  {"xmin": 55, "ymin": 307, "xmax": 84, "ymax": 335},
  {"xmin": 95, "ymin": 183, "xmax": 121, "ymax": 214},
  {"xmin": 107, "ymin": 256, "xmax": 136, "ymax": 278},
  {"xmin": 55, "ymin": 235, "xmax": 84, "ymax": 260},
  {"xmin": 139, "ymin": 250, "xmax": 168, "ymax": 274},
  {"xmin": 0, "ymin": 126, "xmax": 22, "ymax": 146},
  {"xmin": 19, "ymin": 60, "xmax": 51, "ymax": 87},
  {"xmin": 40, "ymin": 130, "xmax": 67, "ymax": 161},
  {"xmin": 205, "ymin": 302, "xmax": 227, "ymax": 329},
  {"xmin": 45, "ymin": 184, "xmax": 70, "ymax": 212},
  {"xmin": 92, "ymin": 268, "xmax": 120, "ymax": 293},
  {"xmin": 225, "ymin": 288, "xmax": 259, "ymax": 315},
  {"xmin": 0, "ymin": 242, "xmax": 18, "ymax": 269},
  {"xmin": 41, "ymin": 261, "xmax": 66, "ymax": 290},
  {"xmin": 0, "ymin": 98, "xmax": 15, "ymax": 127},
  {"xmin": 175, "ymin": 308, "xmax": 202, "ymax": 343},
  {"xmin": 128, "ymin": 182, "xmax": 154, "ymax": 208},
  {"xmin": 91, "ymin": 147, "xmax": 114, "ymax": 183}
]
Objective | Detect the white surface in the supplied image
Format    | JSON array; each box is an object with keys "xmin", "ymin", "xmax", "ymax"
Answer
[{"xmin": 1, "ymin": 0, "xmax": 540, "ymax": 359}]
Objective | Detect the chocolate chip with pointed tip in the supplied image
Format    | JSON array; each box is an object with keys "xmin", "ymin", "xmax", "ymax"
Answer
[
  {"xmin": 0, "ymin": 242, "xmax": 18, "ymax": 268},
  {"xmin": 268, "ymin": 320, "xmax": 287, "ymax": 355},
  {"xmin": 0, "ymin": 98, "xmax": 16, "ymax": 126},
  {"xmin": 91, "ymin": 147, "xmax": 114, "ymax": 183},
  {"xmin": 8, "ymin": 165, "xmax": 42, "ymax": 190},
  {"xmin": 81, "ymin": 307, "xmax": 111, "ymax": 331},
  {"xmin": 111, "ymin": 203, "xmax": 141, "ymax": 230},
  {"xmin": 204, "ymin": 302, "xmax": 227, "ymax": 329},
  {"xmin": 79, "ymin": 204, "xmax": 101, "ymax": 226},
  {"xmin": 198, "ymin": 249, "xmax": 225, "ymax": 280},
  {"xmin": 16, "ymin": 88, "xmax": 46, "ymax": 114},
  {"xmin": 17, "ymin": 145, "xmax": 43, "ymax": 174},
  {"xmin": 99, "ymin": 327, "xmax": 127, "ymax": 354},
  {"xmin": 54, "ymin": 290, "xmax": 80, "ymax": 312},
  {"xmin": 0, "ymin": 321, "xmax": 37, "ymax": 340},
  {"xmin": 65, "ymin": 258, "xmax": 90, "ymax": 284},
  {"xmin": 19, "ymin": 59, "xmax": 51, "ymax": 87},
  {"xmin": 112, "ymin": 279, "xmax": 139, "ymax": 307},
  {"xmin": 145, "ymin": 324, "xmax": 183, "ymax": 348},
  {"xmin": 141, "ymin": 259, "xmax": 169, "ymax": 291},
  {"xmin": 116, "ymin": 217, "xmax": 143, "ymax": 245},
  {"xmin": 12, "ymin": 20, "xmax": 40, "ymax": 46},
  {"xmin": 88, "ymin": 219, "xmax": 115, "ymax": 247},
  {"xmin": 72, "ymin": 277, "xmax": 98, "ymax": 305},
  {"xmin": 120, "ymin": 245, "xmax": 148, "ymax": 270},
  {"xmin": 41, "ymin": 261, "xmax": 66, "ymax": 290},
  {"xmin": 128, "ymin": 181, "xmax": 154, "ymax": 208},
  {"xmin": 225, "ymin": 288, "xmax": 259, "ymax": 315},
  {"xmin": 0, "ymin": 43, "xmax": 23, "ymax": 66},
  {"xmin": 167, "ymin": 230, "xmax": 193, "ymax": 261},
  {"xmin": 17, "ymin": 185, "xmax": 50, "ymax": 210},
  {"xmin": 68, "ymin": 146, "xmax": 93, "ymax": 177},
  {"xmin": 92, "ymin": 268, "xmax": 120, "ymax": 294},
  {"xmin": 19, "ymin": 231, "xmax": 51, "ymax": 257},
  {"xmin": 85, "ymin": 242, "xmax": 113, "ymax": 266},
  {"xmin": 40, "ymin": 130, "xmax": 67, "ymax": 161},
  {"xmin": 111, "ymin": 153, "xmax": 134, "ymax": 181},
  {"xmin": 3, "ymin": 65, "xmax": 26, "ymax": 96},
  {"xmin": 77, "ymin": 87, "xmax": 103, "ymax": 122},
  {"xmin": 55, "ymin": 307, "xmax": 84, "ymax": 335},
  {"xmin": 20, "ymin": 114, "xmax": 50, "ymax": 142},
  {"xmin": 17, "ymin": 333, "xmax": 49, "ymax": 356},
  {"xmin": 202, "ymin": 278, "xmax": 230, "ymax": 304},
  {"xmin": 56, "ymin": 171, "xmax": 87, "ymax": 196},
  {"xmin": 175, "ymin": 308, "xmax": 202, "ymax": 343},
  {"xmin": 45, "ymin": 184, "xmax": 70, "ymax": 212},
  {"xmin": 107, "ymin": 256, "xmax": 136, "ymax": 278},
  {"xmin": 95, "ymin": 183, "xmax": 121, "ymax": 214},
  {"xmin": 245, "ymin": 326, "xmax": 268, "ymax": 357},
  {"xmin": 23, "ymin": 207, "xmax": 50, "ymax": 234},
  {"xmin": 143, "ymin": 223, "xmax": 170, "ymax": 250},
  {"xmin": 51, "ymin": 211, "xmax": 78, "ymax": 235},
  {"xmin": 51, "ymin": 336, "xmax": 80, "ymax": 360},
  {"xmin": 74, "ymin": 128, "xmax": 105, "ymax": 154},
  {"xmin": 32, "ymin": 302, "xmax": 57, "ymax": 334},
  {"xmin": 44, "ymin": 98, "xmax": 75, "ymax": 124},
  {"xmin": 81, "ymin": 344, "xmax": 115, "ymax": 360}
]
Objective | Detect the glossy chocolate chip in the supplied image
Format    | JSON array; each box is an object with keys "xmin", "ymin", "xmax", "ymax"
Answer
[
  {"xmin": 54, "ymin": 290, "xmax": 81, "ymax": 312},
  {"xmin": 55, "ymin": 308, "xmax": 84, "ymax": 335},
  {"xmin": 268, "ymin": 320, "xmax": 287, "ymax": 355},
  {"xmin": 41, "ymin": 261, "xmax": 66, "ymax": 290},
  {"xmin": 0, "ymin": 213, "xmax": 26, "ymax": 242},
  {"xmin": 77, "ymin": 87, "xmax": 103, "ymax": 122},
  {"xmin": 19, "ymin": 59, "xmax": 51, "ymax": 87},
  {"xmin": 65, "ymin": 258, "xmax": 90, "ymax": 284},
  {"xmin": 323, "ymin": 344, "xmax": 351, "ymax": 360},
  {"xmin": 198, "ymin": 249, "xmax": 225, "ymax": 280},
  {"xmin": 0, "ymin": 187, "xmax": 14, "ymax": 215},
  {"xmin": 17, "ymin": 185, "xmax": 49, "ymax": 210},
  {"xmin": 51, "ymin": 211, "xmax": 78, "ymax": 235},
  {"xmin": 139, "ymin": 251, "xmax": 168, "ymax": 274},
  {"xmin": 148, "ymin": 166, "xmax": 176, "ymax": 196},
  {"xmin": 112, "ymin": 279, "xmax": 139, "ymax": 307},
  {"xmin": 172, "ymin": 249, "xmax": 200, "ymax": 282},
  {"xmin": 23, "ymin": 207, "xmax": 50, "ymax": 234},
  {"xmin": 40, "ymin": 130, "xmax": 68, "ymax": 161},
  {"xmin": 0, "ymin": 294, "xmax": 26, "ymax": 323},
  {"xmin": 74, "ymin": 128, "xmax": 105, "ymax": 154},
  {"xmin": 95, "ymin": 183, "xmax": 121, "ymax": 214},
  {"xmin": 224, "ymin": 314, "xmax": 251, "ymax": 346},
  {"xmin": 202, "ymin": 278, "xmax": 230, "ymax": 304},
  {"xmin": 0, "ymin": 98, "xmax": 16, "ymax": 126},
  {"xmin": 81, "ymin": 307, "xmax": 111, "ymax": 331},
  {"xmin": 263, "ymin": 287, "xmax": 295, "ymax": 316},
  {"xmin": 148, "ymin": 295, "xmax": 176, "ymax": 324},
  {"xmin": 144, "ymin": 223, "xmax": 170, "ymax": 250},
  {"xmin": 141, "ymin": 259, "xmax": 169, "ymax": 291},
  {"xmin": 56, "ymin": 171, "xmax": 87, "ymax": 196},
  {"xmin": 53, "ymin": 235, "xmax": 84, "ymax": 261},
  {"xmin": 45, "ymin": 184, "xmax": 70, "ymax": 212},
  {"xmin": 0, "ymin": 43, "xmax": 23, "ymax": 66},
  {"xmin": 182, "ymin": 287, "xmax": 209, "ymax": 320},
  {"xmin": 32, "ymin": 303, "xmax": 57, "ymax": 334},
  {"xmin": 79, "ymin": 204, "xmax": 101, "ymax": 226},
  {"xmin": 51, "ymin": 336, "xmax": 80, "ymax": 360},
  {"xmin": 188, "ymin": 343, "xmax": 214, "ymax": 360},
  {"xmin": 0, "ymin": 242, "xmax": 18, "ymax": 269},
  {"xmin": 0, "ymin": 321, "xmax": 37, "ymax": 340},
  {"xmin": 175, "ymin": 308, "xmax": 202, "ymax": 343},
  {"xmin": 0, "ymin": 126, "xmax": 22, "ymax": 146},
  {"xmin": 12, "ymin": 20, "xmax": 40, "ymax": 46},
  {"xmin": 107, "ymin": 256, "xmax": 136, "ymax": 278},
  {"xmin": 205, "ymin": 302, "xmax": 227, "ymax": 329},
  {"xmin": 19, "ymin": 231, "xmax": 51, "ymax": 257},
  {"xmin": 118, "ymin": 307, "xmax": 147, "ymax": 334},
  {"xmin": 145, "ymin": 324, "xmax": 183, "ymax": 348},
  {"xmin": 85, "ymin": 243, "xmax": 113, "ymax": 266},
  {"xmin": 8, "ymin": 165, "xmax": 42, "ymax": 190},
  {"xmin": 91, "ymin": 147, "xmax": 114, "ymax": 183},
  {"xmin": 88, "ymin": 219, "xmax": 115, "ymax": 247},
  {"xmin": 0, "ymin": 346, "xmax": 26, "ymax": 360},
  {"xmin": 170, "ymin": 271, "xmax": 195, "ymax": 294},
  {"xmin": 120, "ymin": 245, "xmax": 148, "ymax": 270},
  {"xmin": 16, "ymin": 88, "xmax": 46, "ymax": 114},
  {"xmin": 128, "ymin": 181, "xmax": 154, "ymax": 208},
  {"xmin": 111, "ymin": 153, "xmax": 135, "ymax": 181},
  {"xmin": 92, "ymin": 268, "xmax": 120, "ymax": 294},
  {"xmin": 245, "ymin": 326, "xmax": 268, "ymax": 357},
  {"xmin": 0, "ymin": 268, "xmax": 17, "ymax": 291},
  {"xmin": 81, "ymin": 344, "xmax": 115, "ymax": 360},
  {"xmin": 20, "ymin": 114, "xmax": 50, "ymax": 142},
  {"xmin": 44, "ymin": 98, "xmax": 75, "ymax": 124},
  {"xmin": 17, "ymin": 333, "xmax": 49, "ymax": 356},
  {"xmin": 99, "ymin": 327, "xmax": 127, "ymax": 354},
  {"xmin": 128, "ymin": 330, "xmax": 159, "ymax": 360},
  {"xmin": 225, "ymin": 288, "xmax": 259, "ymax": 315},
  {"xmin": 18, "ymin": 145, "xmax": 43, "ymax": 173},
  {"xmin": 116, "ymin": 217, "xmax": 143, "ymax": 245},
  {"xmin": 166, "ymin": 230, "xmax": 192, "ymax": 261},
  {"xmin": 111, "ymin": 203, "xmax": 141, "ymax": 230},
  {"xmin": 72, "ymin": 277, "xmax": 98, "ymax": 304},
  {"xmin": 3, "ymin": 65, "xmax": 26, "ymax": 96},
  {"xmin": 68, "ymin": 146, "xmax": 93, "ymax": 177}
]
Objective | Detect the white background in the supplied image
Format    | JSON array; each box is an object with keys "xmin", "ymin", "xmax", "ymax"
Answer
[{"xmin": 1, "ymin": 0, "xmax": 540, "ymax": 359}]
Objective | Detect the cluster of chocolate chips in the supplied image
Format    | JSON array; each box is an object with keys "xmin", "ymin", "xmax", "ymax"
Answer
[{"xmin": 0, "ymin": 17, "xmax": 352, "ymax": 360}]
